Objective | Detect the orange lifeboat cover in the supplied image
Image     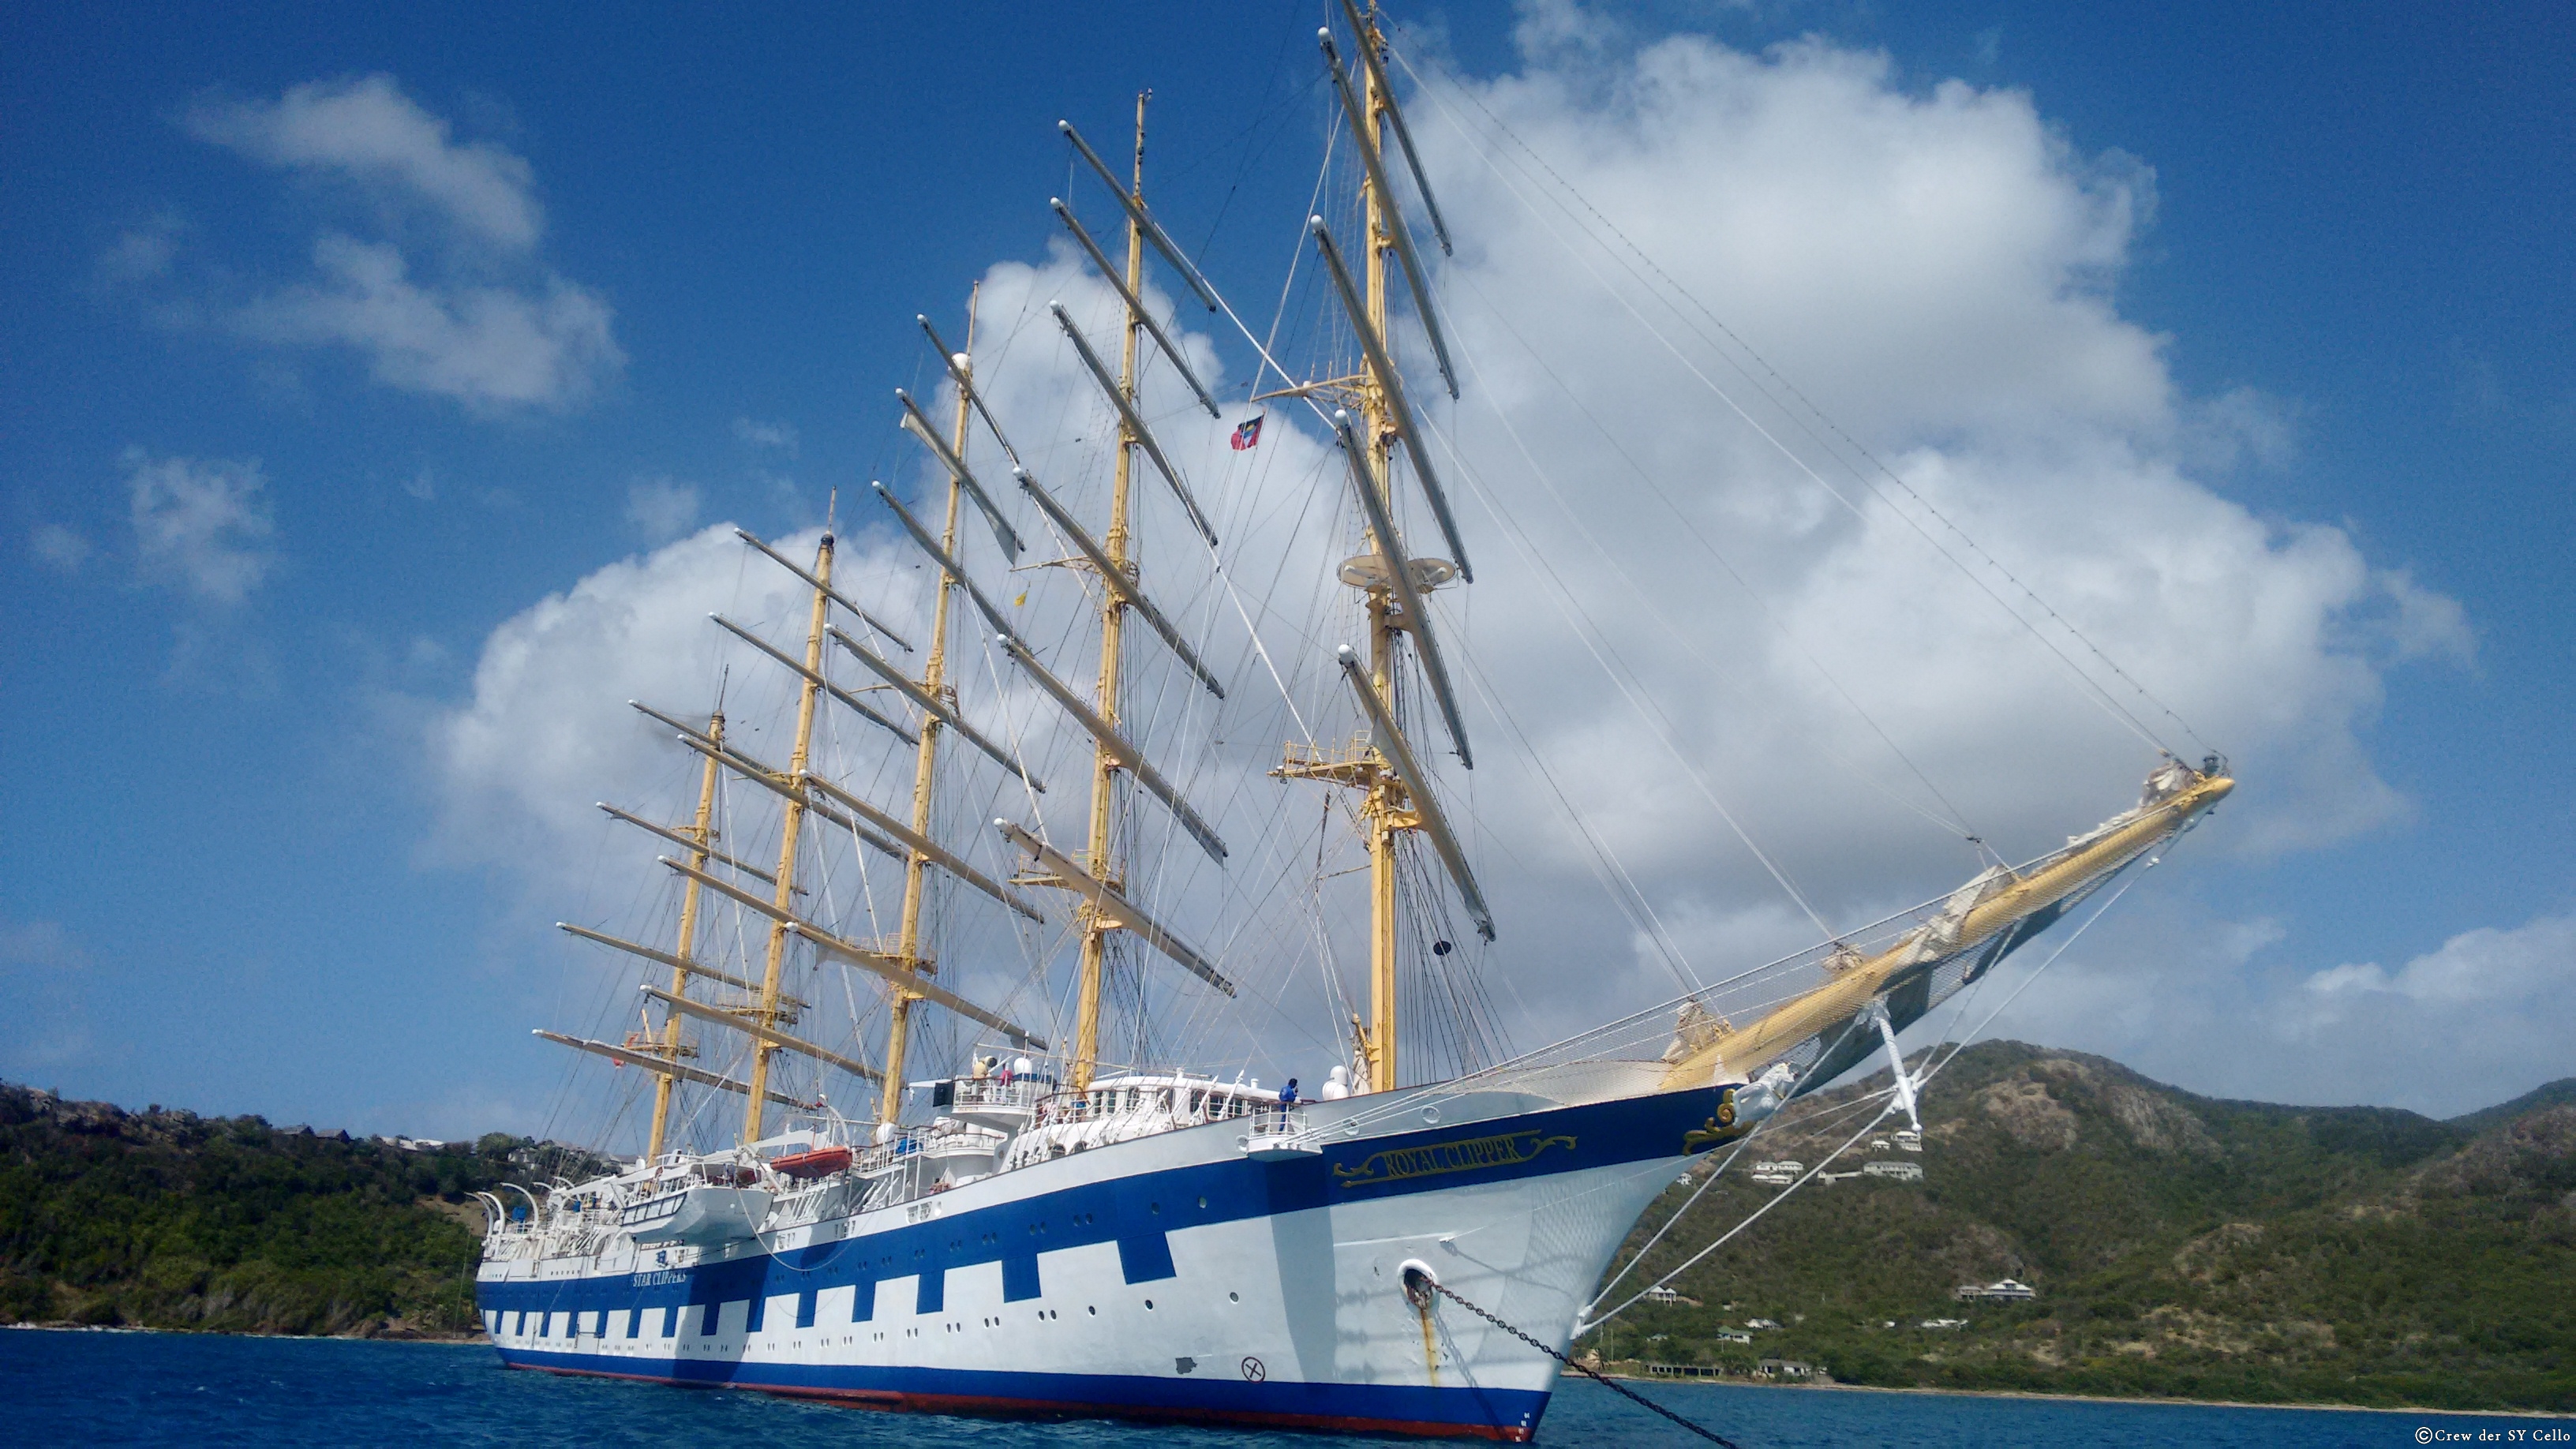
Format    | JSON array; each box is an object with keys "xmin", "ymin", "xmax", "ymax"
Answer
[{"xmin": 770, "ymin": 1146, "xmax": 852, "ymax": 1180}]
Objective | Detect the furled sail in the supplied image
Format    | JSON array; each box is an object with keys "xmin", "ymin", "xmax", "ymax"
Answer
[{"xmin": 1658, "ymin": 762, "xmax": 2234, "ymax": 1091}]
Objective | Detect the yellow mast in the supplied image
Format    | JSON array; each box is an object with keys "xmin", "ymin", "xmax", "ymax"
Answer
[
  {"xmin": 741, "ymin": 535, "xmax": 835, "ymax": 1141},
  {"xmin": 1354, "ymin": 18, "xmax": 1408, "ymax": 1095},
  {"xmin": 1279, "ymin": 11, "xmax": 1417, "ymax": 1093},
  {"xmin": 1069, "ymin": 92, "xmax": 1150, "ymax": 1094},
  {"xmin": 880, "ymin": 290, "xmax": 979, "ymax": 1121},
  {"xmin": 645, "ymin": 710, "xmax": 724, "ymax": 1160}
]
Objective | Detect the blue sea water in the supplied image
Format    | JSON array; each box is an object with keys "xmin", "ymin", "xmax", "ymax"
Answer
[{"xmin": 4, "ymin": 1328, "xmax": 2565, "ymax": 1447}]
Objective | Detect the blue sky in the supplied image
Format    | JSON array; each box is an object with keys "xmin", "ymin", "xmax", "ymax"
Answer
[{"xmin": 4, "ymin": 2, "xmax": 2569, "ymax": 1140}]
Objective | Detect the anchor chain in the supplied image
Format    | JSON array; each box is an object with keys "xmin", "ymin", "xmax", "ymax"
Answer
[{"xmin": 1411, "ymin": 1272, "xmax": 1745, "ymax": 1447}]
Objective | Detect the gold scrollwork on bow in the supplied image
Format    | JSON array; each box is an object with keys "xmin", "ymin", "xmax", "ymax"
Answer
[{"xmin": 1683, "ymin": 1089, "xmax": 1745, "ymax": 1152}]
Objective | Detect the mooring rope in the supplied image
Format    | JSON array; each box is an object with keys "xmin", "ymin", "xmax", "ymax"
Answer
[{"xmin": 1417, "ymin": 1275, "xmax": 1745, "ymax": 1447}]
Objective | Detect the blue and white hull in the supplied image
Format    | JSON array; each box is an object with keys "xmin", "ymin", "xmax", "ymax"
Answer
[{"xmin": 477, "ymin": 1074, "xmax": 1747, "ymax": 1440}]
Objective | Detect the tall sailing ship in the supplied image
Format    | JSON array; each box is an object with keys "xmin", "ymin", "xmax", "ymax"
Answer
[{"xmin": 473, "ymin": 6, "xmax": 2233, "ymax": 1439}]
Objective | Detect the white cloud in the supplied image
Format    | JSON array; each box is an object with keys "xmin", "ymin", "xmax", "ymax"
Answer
[
  {"xmin": 187, "ymin": 74, "xmax": 542, "ymax": 249},
  {"xmin": 2177, "ymin": 385, "xmax": 2298, "ymax": 474},
  {"xmin": 421, "ymin": 19, "xmax": 2492, "ymax": 1103},
  {"xmin": 623, "ymin": 476, "xmax": 701, "ymax": 541},
  {"xmin": 31, "ymin": 523, "xmax": 92, "ymax": 573},
  {"xmin": 2375, "ymin": 567, "xmax": 2474, "ymax": 666},
  {"xmin": 734, "ymin": 417, "xmax": 799, "ymax": 454},
  {"xmin": 125, "ymin": 450, "xmax": 276, "ymax": 605},
  {"xmin": 1515, "ymin": 0, "xmax": 1629, "ymax": 62},
  {"xmin": 237, "ymin": 234, "xmax": 620, "ymax": 411},
  {"xmin": 0, "ymin": 919, "xmax": 93, "ymax": 972},
  {"xmin": 2000, "ymin": 904, "xmax": 2576, "ymax": 1118},
  {"xmin": 184, "ymin": 76, "xmax": 620, "ymax": 413},
  {"xmin": 0, "ymin": 919, "xmax": 101, "ymax": 1076},
  {"xmin": 2303, "ymin": 913, "xmax": 2574, "ymax": 1010},
  {"xmin": 98, "ymin": 224, "xmax": 179, "ymax": 285},
  {"xmin": 1390, "ymin": 24, "xmax": 2467, "ymax": 884},
  {"xmin": 425, "ymin": 523, "xmax": 930, "ymax": 868}
]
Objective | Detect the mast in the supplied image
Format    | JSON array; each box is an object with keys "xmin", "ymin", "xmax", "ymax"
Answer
[
  {"xmin": 740, "ymin": 534, "xmax": 834, "ymax": 1140},
  {"xmin": 1070, "ymin": 92, "xmax": 1150, "ymax": 1094},
  {"xmin": 880, "ymin": 288, "xmax": 978, "ymax": 1121},
  {"xmin": 1277, "ymin": 6, "xmax": 1457, "ymax": 1094},
  {"xmin": 1357, "ymin": 18, "xmax": 1403, "ymax": 1094},
  {"xmin": 645, "ymin": 710, "xmax": 724, "ymax": 1160},
  {"xmin": 573, "ymin": 496, "xmax": 1057, "ymax": 1134}
]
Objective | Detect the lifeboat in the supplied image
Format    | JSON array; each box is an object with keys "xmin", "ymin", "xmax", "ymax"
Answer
[
  {"xmin": 620, "ymin": 1184, "xmax": 771, "ymax": 1245},
  {"xmin": 770, "ymin": 1145, "xmax": 852, "ymax": 1180}
]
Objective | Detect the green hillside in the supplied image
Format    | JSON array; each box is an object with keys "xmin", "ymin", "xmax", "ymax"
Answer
[
  {"xmin": 2451, "ymin": 1078, "xmax": 2576, "ymax": 1137},
  {"xmin": 0, "ymin": 1084, "xmax": 605, "ymax": 1336},
  {"xmin": 1593, "ymin": 1042, "xmax": 2576, "ymax": 1413}
]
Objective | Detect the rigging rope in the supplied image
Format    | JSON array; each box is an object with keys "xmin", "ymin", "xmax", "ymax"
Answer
[
  {"xmin": 1382, "ymin": 34, "xmax": 2202, "ymax": 762},
  {"xmin": 1417, "ymin": 1276, "xmax": 1745, "ymax": 1447},
  {"xmin": 1429, "ymin": 409, "xmax": 1837, "ymax": 940},
  {"xmin": 1589, "ymin": 1009, "xmax": 1881, "ymax": 1308},
  {"xmin": 1439, "ymin": 263, "xmax": 1985, "ymax": 848},
  {"xmin": 1585, "ymin": 848, "xmax": 2166, "ymax": 1328},
  {"xmin": 1456, "ymin": 646, "xmax": 1704, "ymax": 994}
]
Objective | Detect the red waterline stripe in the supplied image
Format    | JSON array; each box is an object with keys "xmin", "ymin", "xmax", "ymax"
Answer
[{"xmin": 506, "ymin": 1360, "xmax": 1537, "ymax": 1443}]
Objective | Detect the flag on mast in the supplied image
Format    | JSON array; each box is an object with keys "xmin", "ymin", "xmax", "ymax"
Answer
[{"xmin": 1230, "ymin": 414, "xmax": 1264, "ymax": 450}]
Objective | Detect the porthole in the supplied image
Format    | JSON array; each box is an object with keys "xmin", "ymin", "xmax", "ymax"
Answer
[
  {"xmin": 1088, "ymin": 1306, "xmax": 1097, "ymax": 1316},
  {"xmin": 1144, "ymin": 1299, "xmax": 1155, "ymax": 1310},
  {"xmin": 1229, "ymin": 1291, "xmax": 1240, "ymax": 1303},
  {"xmin": 1196, "ymin": 1196, "xmax": 1208, "ymax": 1209}
]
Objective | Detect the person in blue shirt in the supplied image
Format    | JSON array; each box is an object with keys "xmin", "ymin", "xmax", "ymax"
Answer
[{"xmin": 1279, "ymin": 1078, "xmax": 1299, "ymax": 1105}]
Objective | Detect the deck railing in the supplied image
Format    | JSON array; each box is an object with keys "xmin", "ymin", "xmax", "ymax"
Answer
[{"xmin": 1243, "ymin": 1106, "xmax": 1311, "ymax": 1144}]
